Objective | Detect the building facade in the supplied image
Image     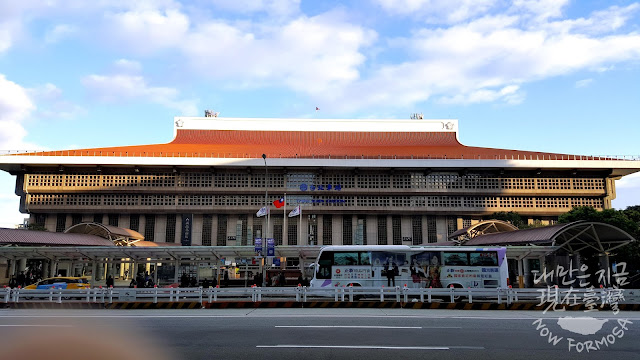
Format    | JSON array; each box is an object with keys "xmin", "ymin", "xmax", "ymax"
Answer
[{"xmin": 1, "ymin": 117, "xmax": 639, "ymax": 253}]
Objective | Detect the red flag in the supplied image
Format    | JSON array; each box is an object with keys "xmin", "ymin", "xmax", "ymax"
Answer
[
  {"xmin": 315, "ymin": 107, "xmax": 319, "ymax": 111},
  {"xmin": 273, "ymin": 197, "xmax": 285, "ymax": 208}
]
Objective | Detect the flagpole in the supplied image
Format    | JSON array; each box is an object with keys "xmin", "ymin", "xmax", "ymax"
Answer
[
  {"xmin": 283, "ymin": 193, "xmax": 287, "ymax": 247},
  {"xmin": 299, "ymin": 206, "xmax": 302, "ymax": 245}
]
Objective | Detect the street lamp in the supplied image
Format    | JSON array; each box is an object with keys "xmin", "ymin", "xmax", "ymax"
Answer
[{"xmin": 262, "ymin": 153, "xmax": 268, "ymax": 287}]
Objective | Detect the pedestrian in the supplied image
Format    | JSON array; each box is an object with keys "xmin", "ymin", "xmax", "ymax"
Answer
[
  {"xmin": 203, "ymin": 278, "xmax": 210, "ymax": 288},
  {"xmin": 223, "ymin": 271, "xmax": 229, "ymax": 287},
  {"xmin": 180, "ymin": 273, "xmax": 189, "ymax": 288},
  {"xmin": 106, "ymin": 275, "xmax": 114, "ymax": 288},
  {"xmin": 17, "ymin": 271, "xmax": 26, "ymax": 287},
  {"xmin": 129, "ymin": 278, "xmax": 137, "ymax": 288}
]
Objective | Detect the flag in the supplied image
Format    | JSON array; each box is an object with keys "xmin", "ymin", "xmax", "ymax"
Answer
[
  {"xmin": 315, "ymin": 107, "xmax": 319, "ymax": 111},
  {"xmin": 256, "ymin": 206, "xmax": 268, "ymax": 217},
  {"xmin": 288, "ymin": 205, "xmax": 301, "ymax": 217},
  {"xmin": 273, "ymin": 197, "xmax": 285, "ymax": 208}
]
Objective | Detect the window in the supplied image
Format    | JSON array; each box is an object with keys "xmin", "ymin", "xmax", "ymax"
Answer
[
  {"xmin": 377, "ymin": 216, "xmax": 387, "ymax": 245},
  {"xmin": 469, "ymin": 252, "xmax": 498, "ymax": 266},
  {"xmin": 443, "ymin": 252, "xmax": 469, "ymax": 266},
  {"xmin": 108, "ymin": 214, "xmax": 119, "ymax": 227},
  {"xmin": 412, "ymin": 216, "xmax": 423, "ymax": 245},
  {"xmin": 216, "ymin": 215, "xmax": 227, "ymax": 246},
  {"xmin": 334, "ymin": 252, "xmax": 359, "ymax": 265},
  {"xmin": 288, "ymin": 223, "xmax": 297, "ymax": 245},
  {"xmin": 56, "ymin": 214, "xmax": 67, "ymax": 232},
  {"xmin": 129, "ymin": 214, "xmax": 140, "ymax": 232},
  {"xmin": 72, "ymin": 214, "xmax": 83, "ymax": 226},
  {"xmin": 356, "ymin": 216, "xmax": 367, "ymax": 245},
  {"xmin": 165, "ymin": 214, "xmax": 176, "ymax": 243},
  {"xmin": 427, "ymin": 217, "xmax": 437, "ymax": 243},
  {"xmin": 144, "ymin": 214, "xmax": 155, "ymax": 241},
  {"xmin": 342, "ymin": 215, "xmax": 352, "ymax": 245},
  {"xmin": 34, "ymin": 214, "xmax": 47, "ymax": 228},
  {"xmin": 238, "ymin": 215, "xmax": 248, "ymax": 246},
  {"xmin": 202, "ymin": 214, "xmax": 213, "ymax": 246},
  {"xmin": 273, "ymin": 216, "xmax": 283, "ymax": 246},
  {"xmin": 392, "ymin": 216, "xmax": 401, "ymax": 245},
  {"xmin": 446, "ymin": 216, "xmax": 457, "ymax": 237},
  {"xmin": 322, "ymin": 216, "xmax": 332, "ymax": 245},
  {"xmin": 93, "ymin": 214, "xmax": 103, "ymax": 224}
]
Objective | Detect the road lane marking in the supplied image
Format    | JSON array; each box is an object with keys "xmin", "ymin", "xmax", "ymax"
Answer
[
  {"xmin": 257, "ymin": 345, "xmax": 485, "ymax": 350},
  {"xmin": 257, "ymin": 345, "xmax": 451, "ymax": 350},
  {"xmin": 275, "ymin": 325, "xmax": 462, "ymax": 329}
]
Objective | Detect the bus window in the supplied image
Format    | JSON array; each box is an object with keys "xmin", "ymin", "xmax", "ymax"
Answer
[
  {"xmin": 334, "ymin": 252, "xmax": 359, "ymax": 266},
  {"xmin": 469, "ymin": 252, "xmax": 498, "ymax": 266},
  {"xmin": 443, "ymin": 252, "xmax": 469, "ymax": 266},
  {"xmin": 317, "ymin": 251, "xmax": 333, "ymax": 279},
  {"xmin": 359, "ymin": 252, "xmax": 371, "ymax": 265}
]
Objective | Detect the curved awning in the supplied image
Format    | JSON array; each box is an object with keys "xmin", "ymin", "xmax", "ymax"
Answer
[
  {"xmin": 448, "ymin": 220, "xmax": 518, "ymax": 242},
  {"xmin": 465, "ymin": 221, "xmax": 636, "ymax": 254},
  {"xmin": 65, "ymin": 222, "xmax": 144, "ymax": 245}
]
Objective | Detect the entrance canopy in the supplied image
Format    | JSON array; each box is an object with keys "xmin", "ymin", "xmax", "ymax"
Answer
[
  {"xmin": 448, "ymin": 220, "xmax": 518, "ymax": 243},
  {"xmin": 65, "ymin": 222, "xmax": 144, "ymax": 246},
  {"xmin": 465, "ymin": 221, "xmax": 636, "ymax": 254}
]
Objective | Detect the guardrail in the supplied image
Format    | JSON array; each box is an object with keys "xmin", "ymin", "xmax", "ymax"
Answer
[
  {"xmin": 2, "ymin": 286, "xmax": 639, "ymax": 306},
  {"xmin": 1, "ymin": 150, "xmax": 639, "ymax": 161}
]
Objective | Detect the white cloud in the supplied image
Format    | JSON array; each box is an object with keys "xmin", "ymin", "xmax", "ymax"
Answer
[
  {"xmin": 0, "ymin": 74, "xmax": 37, "ymax": 150},
  {"xmin": 374, "ymin": 0, "xmax": 498, "ymax": 23},
  {"xmin": 82, "ymin": 73, "xmax": 198, "ymax": 115},
  {"xmin": 44, "ymin": 24, "xmax": 77, "ymax": 44},
  {"xmin": 27, "ymin": 83, "xmax": 85, "ymax": 120},
  {"xmin": 575, "ymin": 78, "xmax": 593, "ymax": 88},
  {"xmin": 102, "ymin": 7, "xmax": 190, "ymax": 54},
  {"xmin": 113, "ymin": 59, "xmax": 142, "ymax": 73},
  {"xmin": 0, "ymin": 173, "xmax": 26, "ymax": 229},
  {"xmin": 511, "ymin": 0, "xmax": 570, "ymax": 21},
  {"xmin": 613, "ymin": 172, "xmax": 640, "ymax": 210},
  {"xmin": 181, "ymin": 12, "xmax": 376, "ymax": 95},
  {"xmin": 210, "ymin": 0, "xmax": 301, "ymax": 18}
]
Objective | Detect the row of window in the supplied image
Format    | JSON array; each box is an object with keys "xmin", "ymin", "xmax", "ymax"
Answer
[
  {"xmin": 28, "ymin": 194, "xmax": 604, "ymax": 209},
  {"xmin": 25, "ymin": 173, "xmax": 605, "ymax": 191}
]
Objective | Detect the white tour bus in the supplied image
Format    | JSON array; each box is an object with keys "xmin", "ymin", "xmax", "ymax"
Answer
[{"xmin": 309, "ymin": 245, "xmax": 509, "ymax": 289}]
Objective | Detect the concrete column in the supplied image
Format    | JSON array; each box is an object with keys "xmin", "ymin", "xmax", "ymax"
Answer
[
  {"xmin": 42, "ymin": 261, "xmax": 49, "ymax": 279},
  {"xmin": 517, "ymin": 258, "xmax": 524, "ymax": 288},
  {"xmin": 387, "ymin": 215, "xmax": 393, "ymax": 245},
  {"xmin": 120, "ymin": 259, "xmax": 125, "ymax": 278},
  {"xmin": 90, "ymin": 262, "xmax": 97, "ymax": 287},
  {"xmin": 523, "ymin": 257, "xmax": 531, "ymax": 288},
  {"xmin": 9, "ymin": 259, "xmax": 17, "ymax": 277},
  {"xmin": 18, "ymin": 258, "xmax": 27, "ymax": 272},
  {"xmin": 50, "ymin": 261, "xmax": 58, "ymax": 277},
  {"xmin": 174, "ymin": 260, "xmax": 180, "ymax": 284},
  {"xmin": 154, "ymin": 264, "xmax": 158, "ymax": 286}
]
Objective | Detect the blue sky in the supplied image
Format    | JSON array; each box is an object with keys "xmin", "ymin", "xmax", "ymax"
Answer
[{"xmin": 1, "ymin": 0, "xmax": 639, "ymax": 227}]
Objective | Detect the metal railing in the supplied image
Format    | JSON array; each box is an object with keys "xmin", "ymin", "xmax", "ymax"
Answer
[
  {"xmin": 1, "ymin": 150, "xmax": 638, "ymax": 161},
  {"xmin": 2, "ymin": 286, "xmax": 638, "ymax": 306}
]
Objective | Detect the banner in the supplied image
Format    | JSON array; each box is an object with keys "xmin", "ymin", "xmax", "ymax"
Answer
[
  {"xmin": 181, "ymin": 213, "xmax": 193, "ymax": 246},
  {"xmin": 267, "ymin": 238, "xmax": 275, "ymax": 257},
  {"xmin": 254, "ymin": 238, "xmax": 262, "ymax": 253}
]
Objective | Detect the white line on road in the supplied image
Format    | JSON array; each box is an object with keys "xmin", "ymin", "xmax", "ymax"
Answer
[
  {"xmin": 275, "ymin": 325, "xmax": 462, "ymax": 329},
  {"xmin": 257, "ymin": 345, "xmax": 485, "ymax": 350},
  {"xmin": 257, "ymin": 345, "xmax": 451, "ymax": 350}
]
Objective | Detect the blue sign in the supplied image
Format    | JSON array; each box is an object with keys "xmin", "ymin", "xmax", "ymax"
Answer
[
  {"xmin": 273, "ymin": 258, "xmax": 281, "ymax": 266},
  {"xmin": 267, "ymin": 238, "xmax": 275, "ymax": 257},
  {"xmin": 254, "ymin": 238, "xmax": 262, "ymax": 253}
]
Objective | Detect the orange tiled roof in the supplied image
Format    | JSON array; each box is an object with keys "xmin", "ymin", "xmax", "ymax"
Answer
[{"xmin": 17, "ymin": 129, "xmax": 569, "ymax": 159}]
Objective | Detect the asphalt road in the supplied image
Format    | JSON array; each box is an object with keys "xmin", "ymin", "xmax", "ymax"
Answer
[{"xmin": 0, "ymin": 308, "xmax": 638, "ymax": 360}]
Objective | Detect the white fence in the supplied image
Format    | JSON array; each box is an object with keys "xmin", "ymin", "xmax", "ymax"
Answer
[{"xmin": 2, "ymin": 286, "xmax": 639, "ymax": 306}]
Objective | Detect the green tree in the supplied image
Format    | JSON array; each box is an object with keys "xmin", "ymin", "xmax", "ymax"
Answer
[{"xmin": 487, "ymin": 211, "xmax": 526, "ymax": 229}]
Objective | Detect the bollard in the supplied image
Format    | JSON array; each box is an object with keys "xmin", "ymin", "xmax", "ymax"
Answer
[
  {"xmin": 395, "ymin": 286, "xmax": 400, "ymax": 303},
  {"xmin": 449, "ymin": 285, "xmax": 455, "ymax": 303},
  {"xmin": 348, "ymin": 284, "xmax": 354, "ymax": 302},
  {"xmin": 380, "ymin": 287, "xmax": 384, "ymax": 302},
  {"xmin": 108, "ymin": 288, "xmax": 113, "ymax": 304},
  {"xmin": 57, "ymin": 288, "xmax": 62, "ymax": 304},
  {"xmin": 428, "ymin": 286, "xmax": 432, "ymax": 303},
  {"xmin": 403, "ymin": 284, "xmax": 408, "ymax": 303},
  {"xmin": 49, "ymin": 287, "xmax": 54, "ymax": 302},
  {"xmin": 468, "ymin": 287, "xmax": 473, "ymax": 303},
  {"xmin": 170, "ymin": 288, "xmax": 174, "ymax": 302},
  {"xmin": 334, "ymin": 286, "xmax": 339, "ymax": 302},
  {"xmin": 296, "ymin": 286, "xmax": 301, "ymax": 302},
  {"xmin": 153, "ymin": 287, "xmax": 158, "ymax": 304}
]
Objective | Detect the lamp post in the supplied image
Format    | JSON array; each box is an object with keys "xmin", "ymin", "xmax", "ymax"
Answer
[{"xmin": 262, "ymin": 153, "xmax": 268, "ymax": 287}]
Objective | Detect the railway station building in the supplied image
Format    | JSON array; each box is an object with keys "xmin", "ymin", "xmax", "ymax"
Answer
[{"xmin": 0, "ymin": 115, "xmax": 638, "ymax": 285}]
